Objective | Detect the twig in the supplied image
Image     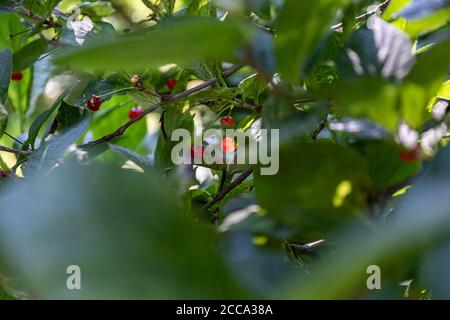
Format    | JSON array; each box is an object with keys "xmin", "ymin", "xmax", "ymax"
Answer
[
  {"xmin": 11, "ymin": 0, "xmax": 60, "ymax": 28},
  {"xmin": 331, "ymin": 0, "xmax": 391, "ymax": 31},
  {"xmin": 287, "ymin": 239, "xmax": 325, "ymax": 253},
  {"xmin": 202, "ymin": 168, "xmax": 253, "ymax": 211},
  {"xmin": 310, "ymin": 117, "xmax": 327, "ymax": 141},
  {"xmin": 79, "ymin": 64, "xmax": 244, "ymax": 149},
  {"xmin": 233, "ymin": 98, "xmax": 261, "ymax": 112},
  {"xmin": 0, "ymin": 145, "xmax": 30, "ymax": 156},
  {"xmin": 3, "ymin": 131, "xmax": 25, "ymax": 146}
]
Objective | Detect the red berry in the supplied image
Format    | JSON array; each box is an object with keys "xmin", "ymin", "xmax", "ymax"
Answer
[
  {"xmin": 11, "ymin": 72, "xmax": 23, "ymax": 81},
  {"xmin": 87, "ymin": 95, "xmax": 101, "ymax": 112},
  {"xmin": 167, "ymin": 78, "xmax": 177, "ymax": 91},
  {"xmin": 190, "ymin": 145, "xmax": 204, "ymax": 161},
  {"xmin": 220, "ymin": 116, "xmax": 235, "ymax": 128},
  {"xmin": 220, "ymin": 137, "xmax": 236, "ymax": 153},
  {"xmin": 400, "ymin": 145, "xmax": 420, "ymax": 163},
  {"xmin": 129, "ymin": 106, "xmax": 144, "ymax": 120}
]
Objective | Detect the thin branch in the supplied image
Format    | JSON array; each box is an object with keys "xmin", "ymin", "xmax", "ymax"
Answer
[
  {"xmin": 331, "ymin": 0, "xmax": 391, "ymax": 31},
  {"xmin": 310, "ymin": 117, "xmax": 327, "ymax": 141},
  {"xmin": 3, "ymin": 131, "xmax": 26, "ymax": 147},
  {"xmin": 0, "ymin": 145, "xmax": 30, "ymax": 156},
  {"xmin": 287, "ymin": 239, "xmax": 325, "ymax": 253},
  {"xmin": 11, "ymin": 0, "xmax": 60, "ymax": 28},
  {"xmin": 202, "ymin": 168, "xmax": 253, "ymax": 211},
  {"xmin": 79, "ymin": 64, "xmax": 244, "ymax": 149},
  {"xmin": 233, "ymin": 98, "xmax": 261, "ymax": 112}
]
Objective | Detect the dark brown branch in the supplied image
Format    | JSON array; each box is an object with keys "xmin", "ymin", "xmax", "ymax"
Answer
[
  {"xmin": 79, "ymin": 64, "xmax": 244, "ymax": 149},
  {"xmin": 202, "ymin": 168, "xmax": 253, "ymax": 211},
  {"xmin": 0, "ymin": 145, "xmax": 30, "ymax": 156}
]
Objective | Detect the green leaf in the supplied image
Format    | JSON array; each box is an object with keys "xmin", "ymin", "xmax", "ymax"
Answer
[
  {"xmin": 338, "ymin": 17, "xmax": 415, "ymax": 82},
  {"xmin": 12, "ymin": 38, "xmax": 48, "ymax": 72},
  {"xmin": 400, "ymin": 38, "xmax": 450, "ymax": 128},
  {"xmin": 0, "ymin": 163, "xmax": 247, "ymax": 298},
  {"xmin": 56, "ymin": 17, "xmax": 251, "ymax": 70},
  {"xmin": 238, "ymin": 73, "xmax": 266, "ymax": 103},
  {"xmin": 108, "ymin": 143, "xmax": 153, "ymax": 170},
  {"xmin": 25, "ymin": 88, "xmax": 71, "ymax": 149},
  {"xmin": 285, "ymin": 143, "xmax": 450, "ymax": 299},
  {"xmin": 275, "ymin": 0, "xmax": 348, "ymax": 82},
  {"xmin": 382, "ymin": 0, "xmax": 412, "ymax": 20},
  {"xmin": 248, "ymin": 0, "xmax": 271, "ymax": 19},
  {"xmin": 262, "ymin": 97, "xmax": 326, "ymax": 144},
  {"xmin": 394, "ymin": 0, "xmax": 450, "ymax": 37},
  {"xmin": 0, "ymin": 48, "xmax": 11, "ymax": 137},
  {"xmin": 79, "ymin": 1, "xmax": 115, "ymax": 18},
  {"xmin": 0, "ymin": 48, "xmax": 12, "ymax": 105},
  {"xmin": 254, "ymin": 141, "xmax": 371, "ymax": 239},
  {"xmin": 55, "ymin": 101, "xmax": 84, "ymax": 130},
  {"xmin": 355, "ymin": 140, "xmax": 421, "ymax": 189},
  {"xmin": 155, "ymin": 106, "xmax": 194, "ymax": 170},
  {"xmin": 25, "ymin": 112, "xmax": 91, "ymax": 175}
]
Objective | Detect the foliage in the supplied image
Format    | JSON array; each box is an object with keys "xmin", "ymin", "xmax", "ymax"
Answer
[{"xmin": 0, "ymin": 0, "xmax": 449, "ymax": 299}]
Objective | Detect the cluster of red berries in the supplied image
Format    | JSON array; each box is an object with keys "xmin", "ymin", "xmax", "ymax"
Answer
[
  {"xmin": 11, "ymin": 72, "xmax": 23, "ymax": 81},
  {"xmin": 400, "ymin": 145, "xmax": 421, "ymax": 163},
  {"xmin": 86, "ymin": 95, "xmax": 101, "ymax": 112}
]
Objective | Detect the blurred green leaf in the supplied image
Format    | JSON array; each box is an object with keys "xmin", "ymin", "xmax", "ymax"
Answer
[
  {"xmin": 285, "ymin": 143, "xmax": 450, "ymax": 299},
  {"xmin": 394, "ymin": 0, "xmax": 450, "ymax": 37},
  {"xmin": 254, "ymin": 141, "xmax": 371, "ymax": 239},
  {"xmin": 0, "ymin": 164, "xmax": 247, "ymax": 299},
  {"xmin": 56, "ymin": 17, "xmax": 251, "ymax": 70},
  {"xmin": 355, "ymin": 140, "xmax": 421, "ymax": 189},
  {"xmin": 108, "ymin": 143, "xmax": 153, "ymax": 170}
]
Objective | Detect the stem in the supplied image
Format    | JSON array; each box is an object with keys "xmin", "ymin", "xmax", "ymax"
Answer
[
  {"xmin": 0, "ymin": 145, "xmax": 30, "ymax": 156},
  {"xmin": 4, "ymin": 131, "xmax": 26, "ymax": 147},
  {"xmin": 202, "ymin": 168, "xmax": 253, "ymax": 211}
]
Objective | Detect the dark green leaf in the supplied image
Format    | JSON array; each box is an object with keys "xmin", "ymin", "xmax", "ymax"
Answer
[
  {"xmin": 275, "ymin": 0, "xmax": 348, "ymax": 82},
  {"xmin": 0, "ymin": 48, "xmax": 11, "ymax": 137},
  {"xmin": 12, "ymin": 38, "xmax": 48, "ymax": 72},
  {"xmin": 25, "ymin": 112, "xmax": 91, "ymax": 174},
  {"xmin": 25, "ymin": 88, "xmax": 71, "ymax": 149},
  {"xmin": 254, "ymin": 141, "xmax": 371, "ymax": 239}
]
